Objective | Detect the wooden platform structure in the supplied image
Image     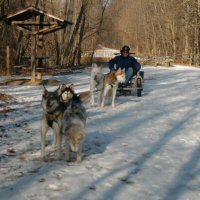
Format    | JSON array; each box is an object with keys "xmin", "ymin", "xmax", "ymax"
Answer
[
  {"xmin": 6, "ymin": 6, "xmax": 73, "ymax": 82},
  {"xmin": 6, "ymin": 6, "xmax": 73, "ymax": 35}
]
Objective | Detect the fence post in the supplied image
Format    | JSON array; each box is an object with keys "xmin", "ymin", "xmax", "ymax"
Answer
[
  {"xmin": 6, "ymin": 45, "xmax": 10, "ymax": 75},
  {"xmin": 31, "ymin": 34, "xmax": 36, "ymax": 82}
]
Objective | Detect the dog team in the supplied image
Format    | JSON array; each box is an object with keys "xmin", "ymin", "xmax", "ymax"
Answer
[{"xmin": 41, "ymin": 45, "xmax": 142, "ymax": 162}]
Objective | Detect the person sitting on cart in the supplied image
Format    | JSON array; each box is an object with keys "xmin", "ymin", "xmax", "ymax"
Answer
[{"xmin": 108, "ymin": 45, "xmax": 141, "ymax": 85}]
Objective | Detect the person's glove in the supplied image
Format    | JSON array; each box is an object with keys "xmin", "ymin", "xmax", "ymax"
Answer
[{"xmin": 110, "ymin": 68, "xmax": 116, "ymax": 72}]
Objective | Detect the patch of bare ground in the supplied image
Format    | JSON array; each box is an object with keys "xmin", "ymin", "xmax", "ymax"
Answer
[
  {"xmin": 0, "ymin": 93, "xmax": 16, "ymax": 103},
  {"xmin": 0, "ymin": 92, "xmax": 16, "ymax": 113}
]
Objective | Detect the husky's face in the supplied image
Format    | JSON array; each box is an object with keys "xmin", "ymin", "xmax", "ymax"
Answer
[
  {"xmin": 59, "ymin": 84, "xmax": 75, "ymax": 103},
  {"xmin": 67, "ymin": 133, "xmax": 84, "ymax": 152},
  {"xmin": 42, "ymin": 88, "xmax": 60, "ymax": 112},
  {"xmin": 115, "ymin": 68, "xmax": 126, "ymax": 83}
]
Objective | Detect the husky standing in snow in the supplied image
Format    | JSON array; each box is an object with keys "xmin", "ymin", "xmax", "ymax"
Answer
[
  {"xmin": 62, "ymin": 94, "xmax": 87, "ymax": 163},
  {"xmin": 90, "ymin": 63, "xmax": 126, "ymax": 107},
  {"xmin": 41, "ymin": 85, "xmax": 65, "ymax": 161},
  {"xmin": 90, "ymin": 63, "xmax": 104, "ymax": 107}
]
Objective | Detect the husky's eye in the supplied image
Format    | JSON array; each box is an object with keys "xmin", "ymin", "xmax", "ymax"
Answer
[{"xmin": 50, "ymin": 95, "xmax": 56, "ymax": 99}]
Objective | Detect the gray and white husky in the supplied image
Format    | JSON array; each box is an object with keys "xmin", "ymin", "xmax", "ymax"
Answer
[
  {"xmin": 90, "ymin": 63, "xmax": 126, "ymax": 107},
  {"xmin": 90, "ymin": 63, "xmax": 104, "ymax": 106},
  {"xmin": 62, "ymin": 95, "xmax": 87, "ymax": 162}
]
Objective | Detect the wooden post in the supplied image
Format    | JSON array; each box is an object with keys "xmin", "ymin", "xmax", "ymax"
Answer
[
  {"xmin": 37, "ymin": 15, "xmax": 44, "ymax": 80},
  {"xmin": 31, "ymin": 16, "xmax": 37, "ymax": 82},
  {"xmin": 6, "ymin": 45, "xmax": 10, "ymax": 75},
  {"xmin": 31, "ymin": 34, "xmax": 36, "ymax": 82},
  {"xmin": 37, "ymin": 69, "xmax": 42, "ymax": 80},
  {"xmin": 37, "ymin": 35, "xmax": 43, "ymax": 80}
]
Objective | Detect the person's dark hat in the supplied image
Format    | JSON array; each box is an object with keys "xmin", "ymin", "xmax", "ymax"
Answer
[{"xmin": 121, "ymin": 45, "xmax": 130, "ymax": 52}]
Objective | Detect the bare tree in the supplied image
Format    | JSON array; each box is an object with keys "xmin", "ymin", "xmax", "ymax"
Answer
[{"xmin": 1, "ymin": 0, "xmax": 200, "ymax": 73}]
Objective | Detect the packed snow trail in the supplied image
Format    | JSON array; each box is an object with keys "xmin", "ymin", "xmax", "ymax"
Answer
[{"xmin": 0, "ymin": 65, "xmax": 200, "ymax": 200}]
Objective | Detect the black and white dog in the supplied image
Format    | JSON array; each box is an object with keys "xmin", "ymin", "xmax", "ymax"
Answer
[{"xmin": 41, "ymin": 84, "xmax": 75, "ymax": 161}]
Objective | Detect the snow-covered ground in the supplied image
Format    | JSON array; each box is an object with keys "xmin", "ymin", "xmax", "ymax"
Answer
[{"xmin": 1, "ymin": 65, "xmax": 200, "ymax": 200}]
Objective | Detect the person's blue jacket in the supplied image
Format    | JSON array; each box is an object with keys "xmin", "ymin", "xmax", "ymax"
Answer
[{"xmin": 108, "ymin": 55, "xmax": 141, "ymax": 75}]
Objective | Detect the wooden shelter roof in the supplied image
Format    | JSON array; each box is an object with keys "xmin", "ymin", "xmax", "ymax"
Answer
[{"xmin": 6, "ymin": 6, "xmax": 73, "ymax": 35}]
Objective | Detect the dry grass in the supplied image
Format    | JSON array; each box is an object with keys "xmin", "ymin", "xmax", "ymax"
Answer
[
  {"xmin": 4, "ymin": 78, "xmax": 61, "ymax": 86},
  {"xmin": 0, "ymin": 92, "xmax": 16, "ymax": 103}
]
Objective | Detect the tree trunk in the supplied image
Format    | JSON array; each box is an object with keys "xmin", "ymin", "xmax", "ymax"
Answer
[
  {"xmin": 62, "ymin": 2, "xmax": 86, "ymax": 66},
  {"xmin": 15, "ymin": 31, "xmax": 23, "ymax": 64},
  {"xmin": 54, "ymin": 32, "xmax": 60, "ymax": 65},
  {"xmin": 77, "ymin": 13, "xmax": 85, "ymax": 66},
  {"xmin": 59, "ymin": 0, "xmax": 75, "ymax": 66},
  {"xmin": 6, "ymin": 45, "xmax": 10, "ymax": 75}
]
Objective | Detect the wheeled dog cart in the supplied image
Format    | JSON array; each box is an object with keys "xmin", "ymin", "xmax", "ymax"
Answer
[{"xmin": 118, "ymin": 71, "xmax": 144, "ymax": 97}]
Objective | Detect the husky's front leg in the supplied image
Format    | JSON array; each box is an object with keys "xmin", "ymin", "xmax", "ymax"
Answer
[
  {"xmin": 52, "ymin": 122, "xmax": 61, "ymax": 159},
  {"xmin": 64, "ymin": 135, "xmax": 70, "ymax": 161},
  {"xmin": 52, "ymin": 126, "xmax": 58, "ymax": 148},
  {"xmin": 101, "ymin": 85, "xmax": 111, "ymax": 107},
  {"xmin": 41, "ymin": 116, "xmax": 48, "ymax": 161},
  {"xmin": 111, "ymin": 85, "xmax": 118, "ymax": 108},
  {"xmin": 90, "ymin": 90, "xmax": 95, "ymax": 106},
  {"xmin": 57, "ymin": 131, "xmax": 62, "ymax": 159},
  {"xmin": 53, "ymin": 123, "xmax": 62, "ymax": 159},
  {"xmin": 90, "ymin": 76, "xmax": 96, "ymax": 106},
  {"xmin": 97, "ymin": 90, "xmax": 103, "ymax": 107},
  {"xmin": 76, "ymin": 142, "xmax": 83, "ymax": 163}
]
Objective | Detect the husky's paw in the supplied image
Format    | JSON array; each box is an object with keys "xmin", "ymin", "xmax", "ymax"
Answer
[
  {"xmin": 90, "ymin": 101, "xmax": 95, "ymax": 106},
  {"xmin": 64, "ymin": 151, "xmax": 70, "ymax": 162},
  {"xmin": 41, "ymin": 156, "xmax": 47, "ymax": 162},
  {"xmin": 65, "ymin": 156, "xmax": 70, "ymax": 162},
  {"xmin": 112, "ymin": 104, "xmax": 115, "ymax": 108},
  {"xmin": 41, "ymin": 151, "xmax": 45, "ymax": 161},
  {"xmin": 56, "ymin": 154, "xmax": 62, "ymax": 160},
  {"xmin": 75, "ymin": 156, "xmax": 82, "ymax": 163}
]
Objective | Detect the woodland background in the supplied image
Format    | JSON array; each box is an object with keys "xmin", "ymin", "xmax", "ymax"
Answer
[{"xmin": 0, "ymin": 0, "xmax": 200, "ymax": 74}]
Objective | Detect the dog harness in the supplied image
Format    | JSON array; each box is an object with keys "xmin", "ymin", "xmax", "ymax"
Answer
[
  {"xmin": 95, "ymin": 72, "xmax": 117, "ymax": 92},
  {"xmin": 46, "ymin": 103, "xmax": 66, "ymax": 128}
]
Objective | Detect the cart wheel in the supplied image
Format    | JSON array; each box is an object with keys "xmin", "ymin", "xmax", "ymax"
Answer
[
  {"xmin": 137, "ymin": 89, "xmax": 142, "ymax": 97},
  {"xmin": 139, "ymin": 71, "xmax": 144, "ymax": 79}
]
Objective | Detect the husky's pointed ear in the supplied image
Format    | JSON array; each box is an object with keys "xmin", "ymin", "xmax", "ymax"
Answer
[
  {"xmin": 118, "ymin": 68, "xmax": 122, "ymax": 72},
  {"xmin": 57, "ymin": 84, "xmax": 65, "ymax": 96},
  {"xmin": 42, "ymin": 84, "xmax": 48, "ymax": 92},
  {"xmin": 69, "ymin": 83, "xmax": 75, "ymax": 92},
  {"xmin": 99, "ymin": 63, "xmax": 104, "ymax": 68},
  {"xmin": 92, "ymin": 63, "xmax": 95, "ymax": 67},
  {"xmin": 122, "ymin": 68, "xmax": 125, "ymax": 73},
  {"xmin": 92, "ymin": 63, "xmax": 98, "ymax": 69},
  {"xmin": 116, "ymin": 68, "xmax": 122, "ymax": 74}
]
